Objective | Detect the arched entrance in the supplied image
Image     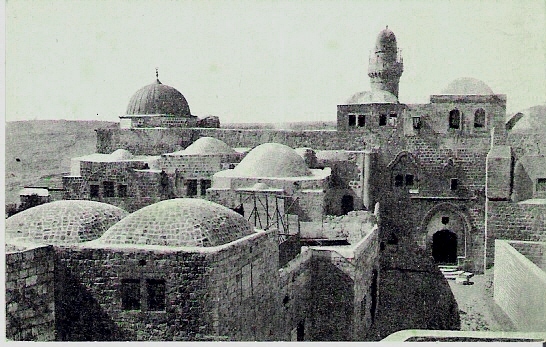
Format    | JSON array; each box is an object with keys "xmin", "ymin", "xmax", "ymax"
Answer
[
  {"xmin": 432, "ymin": 229, "xmax": 458, "ymax": 264},
  {"xmin": 341, "ymin": 195, "xmax": 354, "ymax": 215}
]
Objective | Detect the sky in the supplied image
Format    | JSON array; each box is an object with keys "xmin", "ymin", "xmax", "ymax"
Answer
[{"xmin": 5, "ymin": 0, "xmax": 546, "ymax": 124}]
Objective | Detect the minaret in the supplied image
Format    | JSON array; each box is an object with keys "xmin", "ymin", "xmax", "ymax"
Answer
[{"xmin": 368, "ymin": 26, "xmax": 404, "ymax": 98}]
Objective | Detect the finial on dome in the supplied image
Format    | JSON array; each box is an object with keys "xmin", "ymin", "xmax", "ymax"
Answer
[
  {"xmin": 386, "ymin": 25, "xmax": 389, "ymax": 30},
  {"xmin": 155, "ymin": 67, "xmax": 161, "ymax": 84}
]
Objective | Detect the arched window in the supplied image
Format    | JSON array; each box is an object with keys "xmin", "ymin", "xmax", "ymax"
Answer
[
  {"xmin": 474, "ymin": 108, "xmax": 485, "ymax": 128},
  {"xmin": 449, "ymin": 109, "xmax": 460, "ymax": 129}
]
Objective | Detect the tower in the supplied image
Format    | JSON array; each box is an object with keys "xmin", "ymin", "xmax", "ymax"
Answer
[{"xmin": 368, "ymin": 26, "xmax": 404, "ymax": 98}]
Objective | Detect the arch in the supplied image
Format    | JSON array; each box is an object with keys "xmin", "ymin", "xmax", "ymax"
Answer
[
  {"xmin": 449, "ymin": 109, "xmax": 461, "ymax": 129},
  {"xmin": 418, "ymin": 202, "xmax": 472, "ymax": 260},
  {"xmin": 474, "ymin": 108, "xmax": 486, "ymax": 128},
  {"xmin": 387, "ymin": 150, "xmax": 420, "ymax": 169}
]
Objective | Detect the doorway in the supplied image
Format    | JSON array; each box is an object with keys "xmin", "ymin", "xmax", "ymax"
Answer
[
  {"xmin": 341, "ymin": 195, "xmax": 354, "ymax": 215},
  {"xmin": 432, "ymin": 229, "xmax": 457, "ymax": 264}
]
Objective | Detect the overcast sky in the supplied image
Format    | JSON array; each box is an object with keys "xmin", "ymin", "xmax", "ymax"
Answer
[{"xmin": 6, "ymin": 0, "xmax": 546, "ymax": 123}]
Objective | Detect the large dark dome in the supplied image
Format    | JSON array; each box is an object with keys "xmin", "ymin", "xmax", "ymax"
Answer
[{"xmin": 126, "ymin": 78, "xmax": 191, "ymax": 117}]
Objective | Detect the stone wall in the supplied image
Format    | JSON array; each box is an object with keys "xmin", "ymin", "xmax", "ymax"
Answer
[
  {"xmin": 54, "ymin": 245, "xmax": 211, "ymax": 341},
  {"xmin": 486, "ymin": 200, "xmax": 546, "ymax": 267},
  {"xmin": 494, "ymin": 240, "xmax": 546, "ymax": 331},
  {"xmin": 5, "ymin": 243, "xmax": 56, "ymax": 341}
]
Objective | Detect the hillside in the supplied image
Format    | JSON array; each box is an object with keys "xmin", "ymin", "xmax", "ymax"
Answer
[{"xmin": 4, "ymin": 120, "xmax": 117, "ymax": 204}]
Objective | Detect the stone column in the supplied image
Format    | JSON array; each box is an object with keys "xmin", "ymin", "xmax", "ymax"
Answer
[{"xmin": 363, "ymin": 151, "xmax": 374, "ymax": 210}]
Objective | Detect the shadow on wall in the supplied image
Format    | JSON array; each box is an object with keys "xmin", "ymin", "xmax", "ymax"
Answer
[
  {"xmin": 309, "ymin": 257, "xmax": 354, "ymax": 341},
  {"xmin": 367, "ymin": 236, "xmax": 460, "ymax": 340},
  {"xmin": 55, "ymin": 263, "xmax": 132, "ymax": 341}
]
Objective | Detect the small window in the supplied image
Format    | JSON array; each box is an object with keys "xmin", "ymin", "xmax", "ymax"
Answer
[
  {"xmin": 412, "ymin": 116, "xmax": 422, "ymax": 130},
  {"xmin": 450, "ymin": 178, "xmax": 458, "ymax": 191},
  {"xmin": 200, "ymin": 179, "xmax": 211, "ymax": 196},
  {"xmin": 405, "ymin": 174, "xmax": 414, "ymax": 186},
  {"xmin": 357, "ymin": 115, "xmax": 365, "ymax": 127},
  {"xmin": 146, "ymin": 279, "xmax": 166, "ymax": 311},
  {"xmin": 103, "ymin": 181, "xmax": 115, "ymax": 198},
  {"xmin": 379, "ymin": 114, "xmax": 387, "ymax": 126},
  {"xmin": 186, "ymin": 179, "xmax": 198, "ymax": 197},
  {"xmin": 449, "ymin": 109, "xmax": 461, "ymax": 129},
  {"xmin": 537, "ymin": 178, "xmax": 546, "ymax": 192},
  {"xmin": 90, "ymin": 184, "xmax": 100, "ymax": 198},
  {"xmin": 474, "ymin": 108, "xmax": 485, "ymax": 128},
  {"xmin": 118, "ymin": 184, "xmax": 127, "ymax": 197},
  {"xmin": 121, "ymin": 279, "xmax": 141, "ymax": 311},
  {"xmin": 394, "ymin": 174, "xmax": 404, "ymax": 187},
  {"xmin": 348, "ymin": 114, "xmax": 356, "ymax": 127},
  {"xmin": 388, "ymin": 113, "xmax": 397, "ymax": 126}
]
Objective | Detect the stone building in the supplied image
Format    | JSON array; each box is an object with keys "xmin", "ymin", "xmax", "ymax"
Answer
[{"xmin": 5, "ymin": 198, "xmax": 381, "ymax": 341}]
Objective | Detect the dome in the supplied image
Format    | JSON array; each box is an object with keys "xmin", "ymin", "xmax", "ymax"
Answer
[
  {"xmin": 375, "ymin": 27, "xmax": 397, "ymax": 53},
  {"xmin": 5, "ymin": 200, "xmax": 129, "ymax": 245},
  {"xmin": 183, "ymin": 137, "xmax": 236, "ymax": 155},
  {"xmin": 441, "ymin": 77, "xmax": 494, "ymax": 95},
  {"xmin": 231, "ymin": 143, "xmax": 313, "ymax": 178},
  {"xmin": 126, "ymin": 78, "xmax": 191, "ymax": 116},
  {"xmin": 95, "ymin": 198, "xmax": 254, "ymax": 247},
  {"xmin": 110, "ymin": 148, "xmax": 133, "ymax": 160},
  {"xmin": 346, "ymin": 90, "xmax": 398, "ymax": 104}
]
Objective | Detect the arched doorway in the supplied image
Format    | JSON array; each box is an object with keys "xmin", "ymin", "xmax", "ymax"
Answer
[
  {"xmin": 432, "ymin": 229, "xmax": 457, "ymax": 264},
  {"xmin": 341, "ymin": 195, "xmax": 354, "ymax": 215}
]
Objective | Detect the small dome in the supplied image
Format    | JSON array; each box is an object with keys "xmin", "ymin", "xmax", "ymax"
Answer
[
  {"xmin": 346, "ymin": 90, "xmax": 398, "ymax": 104},
  {"xmin": 126, "ymin": 79, "xmax": 191, "ymax": 116},
  {"xmin": 231, "ymin": 143, "xmax": 312, "ymax": 178},
  {"xmin": 110, "ymin": 149, "xmax": 133, "ymax": 160},
  {"xmin": 441, "ymin": 77, "xmax": 494, "ymax": 95},
  {"xmin": 183, "ymin": 137, "xmax": 236, "ymax": 155},
  {"xmin": 5, "ymin": 200, "xmax": 129, "ymax": 245},
  {"xmin": 95, "ymin": 199, "xmax": 254, "ymax": 247},
  {"xmin": 375, "ymin": 27, "xmax": 397, "ymax": 53}
]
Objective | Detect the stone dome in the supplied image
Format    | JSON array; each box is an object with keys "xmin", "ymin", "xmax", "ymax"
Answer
[
  {"xmin": 5, "ymin": 200, "xmax": 129, "ymax": 245},
  {"xmin": 183, "ymin": 137, "xmax": 236, "ymax": 155},
  {"xmin": 110, "ymin": 148, "xmax": 133, "ymax": 160},
  {"xmin": 346, "ymin": 90, "xmax": 398, "ymax": 104},
  {"xmin": 441, "ymin": 77, "xmax": 494, "ymax": 95},
  {"xmin": 375, "ymin": 27, "xmax": 397, "ymax": 53},
  {"xmin": 231, "ymin": 143, "xmax": 312, "ymax": 178},
  {"xmin": 126, "ymin": 78, "xmax": 191, "ymax": 116},
  {"xmin": 95, "ymin": 198, "xmax": 254, "ymax": 247}
]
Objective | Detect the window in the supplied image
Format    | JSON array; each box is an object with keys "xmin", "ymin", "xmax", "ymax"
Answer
[
  {"xmin": 537, "ymin": 178, "xmax": 546, "ymax": 192},
  {"xmin": 388, "ymin": 113, "xmax": 398, "ymax": 126},
  {"xmin": 200, "ymin": 179, "xmax": 211, "ymax": 196},
  {"xmin": 449, "ymin": 109, "xmax": 461, "ymax": 129},
  {"xmin": 103, "ymin": 181, "xmax": 115, "ymax": 197},
  {"xmin": 379, "ymin": 114, "xmax": 387, "ymax": 126},
  {"xmin": 121, "ymin": 279, "xmax": 141, "ymax": 311},
  {"xmin": 186, "ymin": 179, "xmax": 198, "ymax": 197},
  {"xmin": 412, "ymin": 116, "xmax": 422, "ymax": 130},
  {"xmin": 474, "ymin": 108, "xmax": 485, "ymax": 128},
  {"xmin": 118, "ymin": 184, "xmax": 127, "ymax": 197},
  {"xmin": 405, "ymin": 174, "xmax": 414, "ymax": 186},
  {"xmin": 450, "ymin": 178, "xmax": 458, "ymax": 191},
  {"xmin": 348, "ymin": 114, "xmax": 356, "ymax": 127},
  {"xmin": 146, "ymin": 279, "xmax": 166, "ymax": 311},
  {"xmin": 90, "ymin": 184, "xmax": 99, "ymax": 198},
  {"xmin": 357, "ymin": 115, "xmax": 365, "ymax": 127},
  {"xmin": 394, "ymin": 174, "xmax": 404, "ymax": 187}
]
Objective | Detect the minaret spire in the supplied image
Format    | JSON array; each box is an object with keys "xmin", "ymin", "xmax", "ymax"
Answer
[{"xmin": 155, "ymin": 67, "xmax": 161, "ymax": 84}]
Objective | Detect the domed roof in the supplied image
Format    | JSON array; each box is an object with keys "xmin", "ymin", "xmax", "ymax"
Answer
[
  {"xmin": 5, "ymin": 200, "xmax": 128, "ymax": 245},
  {"xmin": 375, "ymin": 27, "xmax": 397, "ymax": 53},
  {"xmin": 346, "ymin": 90, "xmax": 398, "ymax": 104},
  {"xmin": 126, "ymin": 77, "xmax": 191, "ymax": 116},
  {"xmin": 183, "ymin": 137, "xmax": 236, "ymax": 155},
  {"xmin": 110, "ymin": 148, "xmax": 133, "ymax": 160},
  {"xmin": 441, "ymin": 77, "xmax": 494, "ymax": 95},
  {"xmin": 95, "ymin": 199, "xmax": 254, "ymax": 247},
  {"xmin": 231, "ymin": 143, "xmax": 313, "ymax": 178}
]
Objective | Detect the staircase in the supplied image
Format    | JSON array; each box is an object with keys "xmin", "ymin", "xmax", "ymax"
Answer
[{"xmin": 439, "ymin": 265, "xmax": 474, "ymax": 284}]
